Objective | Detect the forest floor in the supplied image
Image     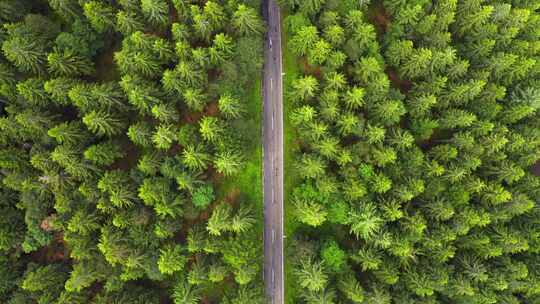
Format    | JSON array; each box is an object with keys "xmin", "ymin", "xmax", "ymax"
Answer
[{"xmin": 281, "ymin": 11, "xmax": 302, "ymax": 304}]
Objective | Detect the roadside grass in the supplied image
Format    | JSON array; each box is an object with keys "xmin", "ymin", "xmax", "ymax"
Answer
[
  {"xmin": 281, "ymin": 11, "xmax": 302, "ymax": 304},
  {"xmin": 216, "ymin": 76, "xmax": 264, "ymax": 231}
]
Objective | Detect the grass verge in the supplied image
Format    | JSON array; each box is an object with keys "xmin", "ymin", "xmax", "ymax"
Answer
[
  {"xmin": 281, "ymin": 11, "xmax": 302, "ymax": 304},
  {"xmin": 216, "ymin": 76, "xmax": 263, "ymax": 231}
]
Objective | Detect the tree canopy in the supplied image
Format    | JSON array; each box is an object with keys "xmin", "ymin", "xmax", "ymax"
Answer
[
  {"xmin": 0, "ymin": 0, "xmax": 265, "ymax": 303},
  {"xmin": 283, "ymin": 0, "xmax": 540, "ymax": 303}
]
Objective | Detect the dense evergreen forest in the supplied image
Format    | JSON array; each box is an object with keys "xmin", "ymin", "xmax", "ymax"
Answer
[
  {"xmin": 0, "ymin": 0, "xmax": 265, "ymax": 303},
  {"xmin": 282, "ymin": 0, "xmax": 540, "ymax": 303}
]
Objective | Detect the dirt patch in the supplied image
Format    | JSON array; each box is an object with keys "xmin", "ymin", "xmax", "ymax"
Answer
[
  {"xmin": 205, "ymin": 101, "xmax": 219, "ymax": 117},
  {"xmin": 169, "ymin": 4, "xmax": 179, "ymax": 23},
  {"xmin": 224, "ymin": 188, "xmax": 241, "ymax": 205},
  {"xmin": 368, "ymin": 1, "xmax": 391, "ymax": 35},
  {"xmin": 109, "ymin": 138, "xmax": 141, "ymax": 171},
  {"xmin": 167, "ymin": 143, "xmax": 183, "ymax": 156},
  {"xmin": 531, "ymin": 161, "xmax": 540, "ymax": 176},
  {"xmin": 386, "ymin": 68, "xmax": 413, "ymax": 93},
  {"xmin": 299, "ymin": 57, "xmax": 322, "ymax": 79},
  {"xmin": 372, "ymin": 11, "xmax": 390, "ymax": 33},
  {"xmin": 30, "ymin": 232, "xmax": 69, "ymax": 263},
  {"xmin": 198, "ymin": 209, "xmax": 210, "ymax": 221},
  {"xmin": 92, "ymin": 39, "xmax": 121, "ymax": 82},
  {"xmin": 183, "ymin": 110, "xmax": 204, "ymax": 124},
  {"xmin": 40, "ymin": 214, "xmax": 57, "ymax": 231}
]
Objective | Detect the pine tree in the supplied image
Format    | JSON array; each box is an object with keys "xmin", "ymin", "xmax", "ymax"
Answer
[
  {"xmin": 151, "ymin": 103, "xmax": 179, "ymax": 122},
  {"xmin": 152, "ymin": 124, "xmax": 178, "ymax": 150},
  {"xmin": 347, "ymin": 203, "xmax": 383, "ymax": 240},
  {"xmin": 181, "ymin": 144, "xmax": 210, "ymax": 171},
  {"xmin": 158, "ymin": 244, "xmax": 186, "ymax": 275},
  {"xmin": 67, "ymin": 209, "xmax": 100, "ymax": 235},
  {"xmin": 214, "ymin": 150, "xmax": 243, "ymax": 176},
  {"xmin": 192, "ymin": 184, "xmax": 215, "ymax": 209},
  {"xmin": 83, "ymin": 1, "xmax": 115, "ymax": 32},
  {"xmin": 137, "ymin": 151, "xmax": 163, "ymax": 175},
  {"xmin": 199, "ymin": 116, "xmax": 222, "ymax": 143},
  {"xmin": 307, "ymin": 39, "xmax": 331, "ymax": 66},
  {"xmin": 295, "ymin": 258, "xmax": 328, "ymax": 292},
  {"xmin": 173, "ymin": 279, "xmax": 201, "ymax": 304},
  {"xmin": 344, "ymin": 87, "xmax": 365, "ymax": 110},
  {"xmin": 47, "ymin": 48, "xmax": 95, "ymax": 76},
  {"xmin": 296, "ymin": 154, "xmax": 326, "ymax": 179},
  {"xmin": 207, "ymin": 203, "xmax": 232, "ymax": 236},
  {"xmin": 2, "ymin": 35, "xmax": 47, "ymax": 74},
  {"xmin": 141, "ymin": 0, "xmax": 169, "ymax": 27},
  {"xmin": 294, "ymin": 199, "xmax": 327, "ymax": 227},
  {"xmin": 218, "ymin": 94, "xmax": 245, "ymax": 119},
  {"xmin": 230, "ymin": 205, "xmax": 256, "ymax": 233},
  {"xmin": 289, "ymin": 26, "xmax": 319, "ymax": 56},
  {"xmin": 324, "ymin": 25, "xmax": 345, "ymax": 46},
  {"xmin": 16, "ymin": 77, "xmax": 49, "ymax": 106},
  {"xmin": 338, "ymin": 274, "xmax": 365, "ymax": 303},
  {"xmin": 82, "ymin": 110, "xmax": 126, "ymax": 137},
  {"xmin": 233, "ymin": 4, "xmax": 263, "ymax": 36},
  {"xmin": 127, "ymin": 121, "xmax": 154, "ymax": 147},
  {"xmin": 65, "ymin": 262, "xmax": 102, "ymax": 292},
  {"xmin": 49, "ymin": 0, "xmax": 81, "ymax": 20},
  {"xmin": 84, "ymin": 141, "xmax": 124, "ymax": 166},
  {"xmin": 291, "ymin": 76, "xmax": 319, "ymax": 101},
  {"xmin": 45, "ymin": 77, "xmax": 80, "ymax": 105},
  {"xmin": 208, "ymin": 263, "xmax": 228, "ymax": 282},
  {"xmin": 116, "ymin": 11, "xmax": 145, "ymax": 35},
  {"xmin": 183, "ymin": 88, "xmax": 207, "ymax": 112}
]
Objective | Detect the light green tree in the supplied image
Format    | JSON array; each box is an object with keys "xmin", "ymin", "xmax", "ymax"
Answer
[
  {"xmin": 141, "ymin": 0, "xmax": 169, "ymax": 26},
  {"xmin": 218, "ymin": 94, "xmax": 245, "ymax": 119},
  {"xmin": 158, "ymin": 244, "xmax": 186, "ymax": 275},
  {"xmin": 82, "ymin": 110, "xmax": 126, "ymax": 137},
  {"xmin": 152, "ymin": 124, "xmax": 177, "ymax": 149},
  {"xmin": 214, "ymin": 150, "xmax": 244, "ymax": 176},
  {"xmin": 295, "ymin": 258, "xmax": 328, "ymax": 292},
  {"xmin": 83, "ymin": 1, "xmax": 115, "ymax": 32},
  {"xmin": 182, "ymin": 144, "xmax": 211, "ymax": 171},
  {"xmin": 207, "ymin": 203, "xmax": 232, "ymax": 236},
  {"xmin": 233, "ymin": 4, "xmax": 263, "ymax": 35}
]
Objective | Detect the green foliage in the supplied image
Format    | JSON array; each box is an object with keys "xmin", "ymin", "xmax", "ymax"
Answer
[
  {"xmin": 320, "ymin": 240, "xmax": 346, "ymax": 272},
  {"xmin": 214, "ymin": 150, "xmax": 244, "ymax": 176},
  {"xmin": 47, "ymin": 48, "xmax": 95, "ymax": 76},
  {"xmin": 128, "ymin": 121, "xmax": 154, "ymax": 147},
  {"xmin": 233, "ymin": 4, "xmax": 263, "ymax": 36},
  {"xmin": 285, "ymin": 1, "xmax": 540, "ymax": 302},
  {"xmin": 295, "ymin": 258, "xmax": 328, "ymax": 292},
  {"xmin": 83, "ymin": 1, "xmax": 115, "ymax": 32},
  {"xmin": 2, "ymin": 34, "xmax": 47, "ymax": 74},
  {"xmin": 141, "ymin": 0, "xmax": 169, "ymax": 27},
  {"xmin": 158, "ymin": 244, "xmax": 186, "ymax": 275},
  {"xmin": 84, "ymin": 141, "xmax": 125, "ymax": 166},
  {"xmin": 21, "ymin": 264, "xmax": 67, "ymax": 299},
  {"xmin": 173, "ymin": 279, "xmax": 201, "ymax": 304},
  {"xmin": 0, "ymin": 0, "xmax": 264, "ymax": 303},
  {"xmin": 152, "ymin": 124, "xmax": 177, "ymax": 149},
  {"xmin": 82, "ymin": 110, "xmax": 126, "ymax": 137},
  {"xmin": 207, "ymin": 204, "xmax": 231, "ymax": 236},
  {"xmin": 192, "ymin": 184, "xmax": 215, "ymax": 209}
]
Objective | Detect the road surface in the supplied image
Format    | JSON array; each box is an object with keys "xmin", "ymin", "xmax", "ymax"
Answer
[{"xmin": 262, "ymin": 0, "xmax": 284, "ymax": 303}]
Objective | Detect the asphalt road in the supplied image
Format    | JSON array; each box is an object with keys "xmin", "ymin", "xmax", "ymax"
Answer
[{"xmin": 262, "ymin": 0, "xmax": 284, "ymax": 303}]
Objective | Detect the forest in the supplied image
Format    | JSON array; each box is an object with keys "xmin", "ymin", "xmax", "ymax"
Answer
[
  {"xmin": 281, "ymin": 0, "xmax": 540, "ymax": 303},
  {"xmin": 2, "ymin": 0, "xmax": 540, "ymax": 303},
  {"xmin": 0, "ymin": 0, "xmax": 265, "ymax": 303}
]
